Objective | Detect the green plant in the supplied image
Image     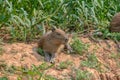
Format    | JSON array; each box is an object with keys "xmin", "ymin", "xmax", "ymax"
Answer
[
  {"xmin": 0, "ymin": 77, "xmax": 8, "ymax": 80},
  {"xmin": 71, "ymin": 37, "xmax": 88, "ymax": 55},
  {"xmin": 18, "ymin": 63, "xmax": 55, "ymax": 80},
  {"xmin": 76, "ymin": 70, "xmax": 91, "ymax": 80},
  {"xmin": 58, "ymin": 61, "xmax": 73, "ymax": 69},
  {"xmin": 37, "ymin": 48, "xmax": 44, "ymax": 56},
  {"xmin": 5, "ymin": 65, "xmax": 16, "ymax": 74},
  {"xmin": 71, "ymin": 69, "xmax": 92, "ymax": 80},
  {"xmin": 100, "ymin": 28, "xmax": 120, "ymax": 41},
  {"xmin": 0, "ymin": 62, "xmax": 55, "ymax": 80},
  {"xmin": 43, "ymin": 75, "xmax": 57, "ymax": 80},
  {"xmin": 0, "ymin": 47, "xmax": 3, "ymax": 55},
  {"xmin": 81, "ymin": 53, "xmax": 101, "ymax": 71},
  {"xmin": 38, "ymin": 62, "xmax": 54, "ymax": 70},
  {"xmin": 109, "ymin": 53, "xmax": 120, "ymax": 68},
  {"xmin": 109, "ymin": 53, "xmax": 120, "ymax": 59},
  {"xmin": 0, "ymin": 62, "xmax": 7, "ymax": 71},
  {"xmin": 0, "ymin": 0, "xmax": 120, "ymax": 41}
]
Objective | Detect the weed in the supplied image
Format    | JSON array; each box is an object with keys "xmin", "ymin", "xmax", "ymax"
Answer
[
  {"xmin": 0, "ymin": 77, "xmax": 8, "ymax": 80},
  {"xmin": 109, "ymin": 53, "xmax": 120, "ymax": 59},
  {"xmin": 37, "ymin": 48, "xmax": 44, "ymax": 56},
  {"xmin": 100, "ymin": 28, "xmax": 120, "ymax": 41},
  {"xmin": 109, "ymin": 53, "xmax": 120, "ymax": 68},
  {"xmin": 0, "ymin": 62, "xmax": 55, "ymax": 80},
  {"xmin": 0, "ymin": 0, "xmax": 120, "ymax": 41},
  {"xmin": 118, "ymin": 62, "xmax": 120, "ymax": 68},
  {"xmin": 57, "ymin": 61, "xmax": 73, "ymax": 69},
  {"xmin": 38, "ymin": 62, "xmax": 54, "ymax": 70},
  {"xmin": 0, "ymin": 62, "xmax": 7, "ymax": 71},
  {"xmin": 76, "ymin": 70, "xmax": 91, "ymax": 80},
  {"xmin": 80, "ymin": 53, "xmax": 101, "ymax": 71},
  {"xmin": 18, "ymin": 63, "xmax": 55, "ymax": 80},
  {"xmin": 71, "ymin": 69, "xmax": 92, "ymax": 80},
  {"xmin": 43, "ymin": 75, "xmax": 57, "ymax": 80},
  {"xmin": 71, "ymin": 37, "xmax": 88, "ymax": 55},
  {"xmin": 5, "ymin": 65, "xmax": 16, "ymax": 74},
  {"xmin": 0, "ymin": 47, "xmax": 3, "ymax": 55}
]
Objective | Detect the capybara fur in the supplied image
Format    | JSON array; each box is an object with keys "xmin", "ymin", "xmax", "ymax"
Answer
[
  {"xmin": 110, "ymin": 12, "xmax": 120, "ymax": 32},
  {"xmin": 38, "ymin": 27, "xmax": 72, "ymax": 63}
]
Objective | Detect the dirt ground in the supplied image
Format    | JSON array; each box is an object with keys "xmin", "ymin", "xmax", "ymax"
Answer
[{"xmin": 0, "ymin": 37, "xmax": 120, "ymax": 80}]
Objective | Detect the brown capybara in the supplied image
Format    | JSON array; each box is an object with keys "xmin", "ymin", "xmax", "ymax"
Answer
[
  {"xmin": 38, "ymin": 27, "xmax": 72, "ymax": 63},
  {"xmin": 110, "ymin": 12, "xmax": 120, "ymax": 32}
]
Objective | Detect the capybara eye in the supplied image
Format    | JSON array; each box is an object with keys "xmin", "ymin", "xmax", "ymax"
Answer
[{"xmin": 65, "ymin": 38, "xmax": 68, "ymax": 42}]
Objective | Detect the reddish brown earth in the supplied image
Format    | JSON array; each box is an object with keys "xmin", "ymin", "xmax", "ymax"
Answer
[{"xmin": 0, "ymin": 37, "xmax": 120, "ymax": 80}]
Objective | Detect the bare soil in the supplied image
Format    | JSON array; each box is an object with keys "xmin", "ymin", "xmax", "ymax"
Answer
[{"xmin": 0, "ymin": 37, "xmax": 120, "ymax": 80}]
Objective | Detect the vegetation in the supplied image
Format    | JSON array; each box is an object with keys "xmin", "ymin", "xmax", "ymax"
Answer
[
  {"xmin": 76, "ymin": 70, "xmax": 92, "ymax": 80},
  {"xmin": 0, "ymin": 47, "xmax": 3, "ymax": 55},
  {"xmin": 80, "ymin": 53, "xmax": 101, "ymax": 71},
  {"xmin": 71, "ymin": 69, "xmax": 92, "ymax": 80},
  {"xmin": 109, "ymin": 53, "xmax": 120, "ymax": 68},
  {"xmin": 0, "ymin": 0, "xmax": 120, "ymax": 41},
  {"xmin": 0, "ymin": 62, "xmax": 56, "ymax": 80},
  {"xmin": 0, "ymin": 77, "xmax": 8, "ymax": 80},
  {"xmin": 57, "ymin": 60, "xmax": 73, "ymax": 69},
  {"xmin": 0, "ymin": 0, "xmax": 120, "ymax": 80},
  {"xmin": 37, "ymin": 48, "xmax": 44, "ymax": 56},
  {"xmin": 71, "ymin": 37, "xmax": 88, "ymax": 55},
  {"xmin": 109, "ymin": 53, "xmax": 120, "ymax": 59},
  {"xmin": 17, "ymin": 64, "xmax": 56, "ymax": 80}
]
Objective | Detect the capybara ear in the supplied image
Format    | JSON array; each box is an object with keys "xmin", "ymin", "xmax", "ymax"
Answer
[{"xmin": 51, "ymin": 27, "xmax": 56, "ymax": 32}]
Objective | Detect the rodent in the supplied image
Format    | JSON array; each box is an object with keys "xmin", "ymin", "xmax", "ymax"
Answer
[
  {"xmin": 110, "ymin": 12, "xmax": 120, "ymax": 32},
  {"xmin": 38, "ymin": 27, "xmax": 72, "ymax": 63}
]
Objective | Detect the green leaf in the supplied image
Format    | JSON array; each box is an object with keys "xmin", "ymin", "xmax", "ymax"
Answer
[
  {"xmin": 0, "ymin": 14, "xmax": 5, "ymax": 22},
  {"xmin": 0, "ymin": 77, "xmax": 8, "ymax": 80}
]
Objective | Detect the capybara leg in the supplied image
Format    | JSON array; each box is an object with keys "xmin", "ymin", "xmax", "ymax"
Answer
[
  {"xmin": 65, "ymin": 44, "xmax": 73, "ymax": 53},
  {"xmin": 50, "ymin": 53, "xmax": 56, "ymax": 63},
  {"xmin": 44, "ymin": 52, "xmax": 50, "ymax": 62}
]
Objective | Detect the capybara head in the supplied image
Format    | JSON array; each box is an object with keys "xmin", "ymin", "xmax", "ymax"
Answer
[{"xmin": 51, "ymin": 27, "xmax": 69, "ymax": 44}]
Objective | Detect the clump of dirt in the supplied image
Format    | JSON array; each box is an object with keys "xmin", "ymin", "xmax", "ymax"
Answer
[{"xmin": 0, "ymin": 37, "xmax": 120, "ymax": 80}]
